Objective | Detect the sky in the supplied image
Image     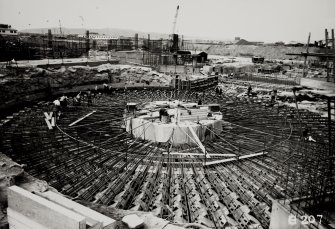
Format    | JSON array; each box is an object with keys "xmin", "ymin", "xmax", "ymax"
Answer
[{"xmin": 0, "ymin": 0, "xmax": 334, "ymax": 43}]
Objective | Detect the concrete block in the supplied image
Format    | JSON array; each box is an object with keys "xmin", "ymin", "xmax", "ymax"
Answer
[
  {"xmin": 40, "ymin": 190, "xmax": 116, "ymax": 228},
  {"xmin": 122, "ymin": 214, "xmax": 144, "ymax": 229},
  {"xmin": 7, "ymin": 186, "xmax": 86, "ymax": 229}
]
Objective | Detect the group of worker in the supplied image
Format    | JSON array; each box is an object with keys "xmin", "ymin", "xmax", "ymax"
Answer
[
  {"xmin": 72, "ymin": 89, "xmax": 101, "ymax": 106},
  {"xmin": 51, "ymin": 81, "xmax": 160, "ymax": 121},
  {"xmin": 52, "ymin": 87, "xmax": 102, "ymax": 123},
  {"xmin": 247, "ymin": 84, "xmax": 278, "ymax": 105},
  {"xmin": 103, "ymin": 83, "xmax": 117, "ymax": 94}
]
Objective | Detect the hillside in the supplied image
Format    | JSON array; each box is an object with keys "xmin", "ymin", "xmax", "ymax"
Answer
[{"xmin": 20, "ymin": 27, "xmax": 170, "ymax": 39}]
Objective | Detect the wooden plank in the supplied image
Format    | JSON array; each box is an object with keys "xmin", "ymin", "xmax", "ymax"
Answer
[
  {"xmin": 205, "ymin": 157, "xmax": 236, "ymax": 166},
  {"xmin": 69, "ymin": 110, "xmax": 96, "ymax": 127},
  {"xmin": 163, "ymin": 152, "xmax": 235, "ymax": 157},
  {"xmin": 204, "ymin": 151, "xmax": 268, "ymax": 166},
  {"xmin": 40, "ymin": 191, "xmax": 116, "ymax": 228},
  {"xmin": 8, "ymin": 186, "xmax": 86, "ymax": 229},
  {"xmin": 239, "ymin": 151, "xmax": 267, "ymax": 159},
  {"xmin": 7, "ymin": 208, "xmax": 47, "ymax": 229}
]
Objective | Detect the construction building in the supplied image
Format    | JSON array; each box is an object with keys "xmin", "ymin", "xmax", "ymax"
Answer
[{"xmin": 0, "ymin": 5, "xmax": 335, "ymax": 228}]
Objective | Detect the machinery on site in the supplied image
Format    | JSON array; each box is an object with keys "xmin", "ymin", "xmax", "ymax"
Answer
[
  {"xmin": 252, "ymin": 56, "xmax": 265, "ymax": 64},
  {"xmin": 170, "ymin": 5, "xmax": 180, "ymax": 53}
]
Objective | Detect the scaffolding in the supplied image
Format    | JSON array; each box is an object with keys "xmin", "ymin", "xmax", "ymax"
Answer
[{"xmin": 287, "ymin": 28, "xmax": 335, "ymax": 83}]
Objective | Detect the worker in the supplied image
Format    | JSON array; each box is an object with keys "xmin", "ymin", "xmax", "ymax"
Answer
[
  {"xmin": 74, "ymin": 91, "xmax": 81, "ymax": 106},
  {"xmin": 159, "ymin": 108, "xmax": 166, "ymax": 121},
  {"xmin": 270, "ymin": 89, "xmax": 278, "ymax": 104},
  {"xmin": 103, "ymin": 83, "xmax": 108, "ymax": 94},
  {"xmin": 198, "ymin": 98, "xmax": 202, "ymax": 105},
  {"xmin": 159, "ymin": 108, "xmax": 170, "ymax": 123},
  {"xmin": 93, "ymin": 85, "xmax": 98, "ymax": 99},
  {"xmin": 302, "ymin": 128, "xmax": 316, "ymax": 142},
  {"xmin": 87, "ymin": 89, "xmax": 92, "ymax": 106},
  {"xmin": 59, "ymin": 94, "xmax": 68, "ymax": 109},
  {"xmin": 108, "ymin": 85, "xmax": 113, "ymax": 94},
  {"xmin": 53, "ymin": 98, "xmax": 61, "ymax": 121},
  {"xmin": 247, "ymin": 85, "xmax": 252, "ymax": 96}
]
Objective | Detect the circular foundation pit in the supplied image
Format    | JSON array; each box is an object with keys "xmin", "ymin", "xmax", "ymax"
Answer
[{"xmin": 125, "ymin": 100, "xmax": 223, "ymax": 146}]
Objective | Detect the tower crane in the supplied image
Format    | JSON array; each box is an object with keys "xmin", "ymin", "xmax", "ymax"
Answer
[
  {"xmin": 170, "ymin": 5, "xmax": 180, "ymax": 53},
  {"xmin": 171, "ymin": 5, "xmax": 179, "ymax": 35}
]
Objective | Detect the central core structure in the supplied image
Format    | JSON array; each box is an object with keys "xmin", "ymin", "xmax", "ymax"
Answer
[{"xmin": 125, "ymin": 100, "xmax": 222, "ymax": 146}]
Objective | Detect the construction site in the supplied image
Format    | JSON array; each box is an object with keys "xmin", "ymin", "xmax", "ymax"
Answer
[{"xmin": 0, "ymin": 2, "xmax": 335, "ymax": 229}]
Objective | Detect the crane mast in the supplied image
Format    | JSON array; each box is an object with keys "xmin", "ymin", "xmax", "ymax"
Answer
[{"xmin": 172, "ymin": 5, "xmax": 179, "ymax": 35}]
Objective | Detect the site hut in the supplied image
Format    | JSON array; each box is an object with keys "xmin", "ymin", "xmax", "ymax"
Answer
[{"xmin": 191, "ymin": 51, "xmax": 208, "ymax": 63}]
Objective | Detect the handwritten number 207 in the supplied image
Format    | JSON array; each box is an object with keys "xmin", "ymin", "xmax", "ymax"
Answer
[{"xmin": 301, "ymin": 215, "xmax": 323, "ymax": 224}]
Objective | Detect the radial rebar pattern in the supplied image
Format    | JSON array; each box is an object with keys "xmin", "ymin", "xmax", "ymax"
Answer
[{"xmin": 0, "ymin": 88, "xmax": 334, "ymax": 229}]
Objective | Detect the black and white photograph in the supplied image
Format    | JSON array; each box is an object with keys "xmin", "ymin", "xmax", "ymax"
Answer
[{"xmin": 0, "ymin": 0, "xmax": 334, "ymax": 228}]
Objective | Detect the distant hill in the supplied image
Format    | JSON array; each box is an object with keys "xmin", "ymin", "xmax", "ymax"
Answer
[
  {"xmin": 20, "ymin": 27, "xmax": 171, "ymax": 39},
  {"xmin": 19, "ymin": 27, "xmax": 227, "ymax": 42}
]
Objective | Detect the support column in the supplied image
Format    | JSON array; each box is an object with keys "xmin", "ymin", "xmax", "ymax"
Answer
[
  {"xmin": 325, "ymin": 29, "xmax": 329, "ymax": 82},
  {"xmin": 134, "ymin": 33, "xmax": 138, "ymax": 50},
  {"xmin": 303, "ymin": 33, "xmax": 310, "ymax": 77},
  {"xmin": 85, "ymin": 30, "xmax": 90, "ymax": 60}
]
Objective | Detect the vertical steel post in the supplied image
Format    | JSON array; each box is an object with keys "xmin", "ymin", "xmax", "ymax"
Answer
[
  {"xmin": 293, "ymin": 88, "xmax": 303, "ymax": 137},
  {"xmin": 325, "ymin": 29, "xmax": 329, "ymax": 82},
  {"xmin": 328, "ymin": 97, "xmax": 332, "ymax": 156},
  {"xmin": 303, "ymin": 33, "xmax": 310, "ymax": 78}
]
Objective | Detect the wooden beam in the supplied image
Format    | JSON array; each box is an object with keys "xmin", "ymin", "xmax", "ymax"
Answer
[
  {"xmin": 69, "ymin": 110, "xmax": 96, "ymax": 127},
  {"xmin": 204, "ymin": 151, "xmax": 268, "ymax": 166},
  {"xmin": 163, "ymin": 152, "xmax": 236, "ymax": 157},
  {"xmin": 40, "ymin": 191, "xmax": 115, "ymax": 228},
  {"xmin": 7, "ymin": 186, "xmax": 86, "ymax": 229}
]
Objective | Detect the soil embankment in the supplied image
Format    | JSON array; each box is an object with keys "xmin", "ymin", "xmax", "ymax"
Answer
[
  {"xmin": 0, "ymin": 64, "xmax": 174, "ymax": 119},
  {"xmin": 194, "ymin": 44, "xmax": 321, "ymax": 60}
]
